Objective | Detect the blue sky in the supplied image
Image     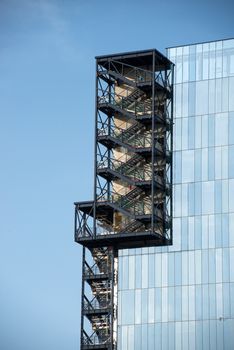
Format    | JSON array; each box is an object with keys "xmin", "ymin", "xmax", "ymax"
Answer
[{"xmin": 0, "ymin": 0, "xmax": 233, "ymax": 349}]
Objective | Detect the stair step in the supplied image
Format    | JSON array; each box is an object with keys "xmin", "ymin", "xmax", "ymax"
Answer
[{"xmin": 119, "ymin": 220, "xmax": 144, "ymax": 233}]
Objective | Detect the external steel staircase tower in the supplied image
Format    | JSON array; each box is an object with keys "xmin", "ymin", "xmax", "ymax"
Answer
[{"xmin": 74, "ymin": 49, "xmax": 174, "ymax": 350}]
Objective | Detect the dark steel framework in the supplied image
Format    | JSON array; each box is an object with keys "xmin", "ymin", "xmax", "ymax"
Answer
[{"xmin": 75, "ymin": 49, "xmax": 174, "ymax": 350}]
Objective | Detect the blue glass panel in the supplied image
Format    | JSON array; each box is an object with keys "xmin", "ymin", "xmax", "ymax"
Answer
[
  {"xmin": 168, "ymin": 322, "xmax": 175, "ymax": 350},
  {"xmin": 121, "ymin": 327, "xmax": 128, "ymax": 350},
  {"xmin": 128, "ymin": 325, "xmax": 134, "ymax": 350},
  {"xmin": 141, "ymin": 289, "xmax": 148, "ymax": 323},
  {"xmin": 155, "ymin": 254, "xmax": 162, "ymax": 287},
  {"xmin": 148, "ymin": 324, "xmax": 154, "ymax": 349},
  {"xmin": 195, "ymin": 285, "xmax": 202, "ymax": 320},
  {"xmin": 194, "ymin": 182, "xmax": 202, "ymax": 215},
  {"xmin": 209, "ymin": 320, "xmax": 217, "ymax": 349},
  {"xmin": 229, "ymin": 112, "xmax": 234, "ymax": 145},
  {"xmin": 195, "ymin": 321, "xmax": 203, "ymax": 350},
  {"xmin": 229, "ymin": 77, "xmax": 234, "ymax": 111},
  {"xmin": 168, "ymin": 287, "xmax": 175, "ymax": 322},
  {"xmin": 229, "ymin": 213, "xmax": 234, "ymax": 247},
  {"xmin": 209, "ymin": 79, "xmax": 216, "ymax": 113},
  {"xmin": 216, "ymin": 319, "xmax": 224, "ymax": 350},
  {"xmin": 202, "ymin": 284, "xmax": 209, "ymax": 319},
  {"xmin": 162, "ymin": 287, "xmax": 168, "ymax": 322},
  {"xmin": 182, "ymin": 286, "xmax": 188, "ymax": 321},
  {"xmin": 181, "ymin": 251, "xmax": 188, "ymax": 286},
  {"xmin": 188, "ymin": 286, "xmax": 195, "ymax": 320},
  {"xmin": 154, "ymin": 324, "xmax": 162, "ymax": 350},
  {"xmin": 181, "ymin": 184, "xmax": 188, "ymax": 218},
  {"xmin": 175, "ymin": 322, "xmax": 182, "ymax": 350},
  {"xmin": 230, "ymin": 248, "xmax": 234, "ymax": 282},
  {"xmin": 188, "ymin": 117, "xmax": 195, "ymax": 149},
  {"xmin": 142, "ymin": 254, "xmax": 148, "ymax": 288},
  {"xmin": 223, "ymin": 283, "xmax": 230, "ymax": 318},
  {"xmin": 182, "ymin": 150, "xmax": 194, "ymax": 183},
  {"xmin": 222, "ymin": 248, "xmax": 230, "ymax": 282},
  {"xmin": 188, "ymin": 217, "xmax": 195, "ymax": 250},
  {"xmin": 182, "ymin": 83, "xmax": 189, "ymax": 117},
  {"xmin": 209, "ymin": 284, "xmax": 216, "ymax": 319},
  {"xmin": 194, "ymin": 149, "xmax": 202, "ymax": 181},
  {"xmin": 194, "ymin": 217, "xmax": 202, "ymax": 249},
  {"xmin": 188, "ymin": 251, "xmax": 195, "ymax": 285},
  {"xmin": 129, "ymin": 256, "xmax": 135, "ymax": 289},
  {"xmin": 175, "ymin": 286, "xmax": 182, "ymax": 321},
  {"xmin": 202, "ymin": 250, "xmax": 209, "ymax": 284},
  {"xmin": 208, "ymin": 148, "xmax": 215, "ymax": 180},
  {"xmin": 188, "ymin": 183, "xmax": 195, "ymax": 216},
  {"xmin": 182, "ymin": 118, "xmax": 188, "ymax": 150},
  {"xmin": 202, "ymin": 320, "xmax": 209, "ymax": 349},
  {"xmin": 122, "ymin": 290, "xmax": 135, "ymax": 324},
  {"xmin": 230, "ymin": 283, "xmax": 234, "ymax": 318},
  {"xmin": 135, "ymin": 255, "xmax": 142, "ymax": 289},
  {"xmin": 202, "ymin": 216, "xmax": 209, "ymax": 249},
  {"xmin": 174, "ymin": 151, "xmax": 182, "ymax": 184},
  {"xmin": 181, "ymin": 217, "xmax": 188, "ymax": 250},
  {"xmin": 134, "ymin": 325, "xmax": 142, "ymax": 350},
  {"xmin": 148, "ymin": 288, "xmax": 155, "ymax": 323},
  {"xmin": 195, "ymin": 250, "xmax": 202, "ymax": 284},
  {"xmin": 162, "ymin": 323, "xmax": 168, "ymax": 350},
  {"xmin": 168, "ymin": 253, "xmax": 175, "ymax": 286},
  {"xmin": 215, "ymin": 181, "xmax": 222, "ymax": 214},
  {"xmin": 202, "ymin": 181, "xmax": 215, "ymax": 215},
  {"xmin": 208, "ymin": 115, "xmax": 215, "ymax": 147},
  {"xmin": 155, "ymin": 288, "xmax": 162, "ymax": 322},
  {"xmin": 216, "ymin": 248, "xmax": 223, "ymax": 282},
  {"xmin": 202, "ymin": 43, "xmax": 209, "ymax": 80},
  {"xmin": 141, "ymin": 325, "xmax": 148, "ymax": 350},
  {"xmin": 215, "ymin": 147, "xmax": 222, "ymax": 179},
  {"xmin": 196, "ymin": 44, "xmax": 203, "ymax": 81},
  {"xmin": 189, "ymin": 45, "xmax": 196, "ymax": 81},
  {"xmin": 209, "ymin": 215, "xmax": 215, "ymax": 248},
  {"xmin": 196, "ymin": 81, "xmax": 208, "ymax": 115},
  {"xmin": 122, "ymin": 256, "xmax": 129, "ymax": 289},
  {"xmin": 148, "ymin": 254, "xmax": 155, "ymax": 288},
  {"xmin": 209, "ymin": 249, "xmax": 216, "ymax": 283},
  {"xmin": 161, "ymin": 253, "xmax": 168, "ymax": 287},
  {"xmin": 188, "ymin": 82, "xmax": 196, "ymax": 115},
  {"xmin": 216, "ymin": 283, "xmax": 223, "ymax": 319},
  {"xmin": 216, "ymin": 78, "xmax": 222, "ymax": 112},
  {"xmin": 216, "ymin": 113, "xmax": 228, "ymax": 146},
  {"xmin": 209, "ymin": 42, "xmax": 216, "ymax": 79},
  {"xmin": 183, "ymin": 46, "xmax": 189, "ymax": 83},
  {"xmin": 195, "ymin": 116, "xmax": 202, "ymax": 149},
  {"xmin": 215, "ymin": 214, "xmax": 222, "ymax": 247},
  {"xmin": 223, "ymin": 319, "xmax": 234, "ymax": 350},
  {"xmin": 174, "ymin": 252, "xmax": 182, "ymax": 285},
  {"xmin": 189, "ymin": 321, "xmax": 196, "ymax": 350},
  {"xmin": 182, "ymin": 321, "xmax": 189, "ymax": 349}
]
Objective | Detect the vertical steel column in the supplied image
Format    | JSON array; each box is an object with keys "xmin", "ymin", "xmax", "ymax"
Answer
[
  {"xmin": 110, "ymin": 247, "xmax": 114, "ymax": 350},
  {"xmin": 151, "ymin": 51, "xmax": 156, "ymax": 234},
  {"xmin": 170, "ymin": 63, "xmax": 174, "ymax": 243},
  {"xmin": 93, "ymin": 61, "xmax": 98, "ymax": 238},
  {"xmin": 80, "ymin": 246, "xmax": 85, "ymax": 348}
]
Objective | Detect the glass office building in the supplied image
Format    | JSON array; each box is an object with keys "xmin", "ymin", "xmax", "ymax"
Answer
[{"xmin": 117, "ymin": 38, "xmax": 234, "ymax": 349}]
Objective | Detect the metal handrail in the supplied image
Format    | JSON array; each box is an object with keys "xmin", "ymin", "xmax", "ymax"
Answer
[
  {"xmin": 98, "ymin": 124, "xmax": 152, "ymax": 149},
  {"xmin": 82, "ymin": 334, "xmax": 111, "ymax": 346}
]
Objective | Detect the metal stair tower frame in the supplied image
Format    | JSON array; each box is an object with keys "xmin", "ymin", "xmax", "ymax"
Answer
[{"xmin": 74, "ymin": 49, "xmax": 174, "ymax": 350}]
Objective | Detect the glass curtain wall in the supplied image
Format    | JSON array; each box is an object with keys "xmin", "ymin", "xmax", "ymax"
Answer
[{"xmin": 117, "ymin": 38, "xmax": 234, "ymax": 350}]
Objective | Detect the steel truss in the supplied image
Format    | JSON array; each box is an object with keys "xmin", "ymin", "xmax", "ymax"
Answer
[{"xmin": 75, "ymin": 49, "xmax": 174, "ymax": 350}]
